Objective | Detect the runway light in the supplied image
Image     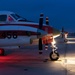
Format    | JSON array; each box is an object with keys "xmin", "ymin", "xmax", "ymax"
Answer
[{"xmin": 53, "ymin": 34, "xmax": 60, "ymax": 38}]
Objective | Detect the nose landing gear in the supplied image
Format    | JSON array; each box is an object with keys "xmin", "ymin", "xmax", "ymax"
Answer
[
  {"xmin": 49, "ymin": 51, "xmax": 59, "ymax": 61},
  {"xmin": 49, "ymin": 40, "xmax": 59, "ymax": 61}
]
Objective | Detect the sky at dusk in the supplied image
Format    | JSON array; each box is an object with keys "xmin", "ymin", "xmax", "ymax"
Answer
[{"xmin": 0, "ymin": 0, "xmax": 75, "ymax": 32}]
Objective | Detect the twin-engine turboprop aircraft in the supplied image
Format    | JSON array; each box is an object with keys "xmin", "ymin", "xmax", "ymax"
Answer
[{"xmin": 0, "ymin": 11, "xmax": 60, "ymax": 61}]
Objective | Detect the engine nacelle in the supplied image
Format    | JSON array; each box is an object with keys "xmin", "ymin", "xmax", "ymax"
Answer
[{"xmin": 42, "ymin": 35, "xmax": 53, "ymax": 44}]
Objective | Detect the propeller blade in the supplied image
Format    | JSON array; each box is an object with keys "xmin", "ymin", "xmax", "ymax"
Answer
[
  {"xmin": 38, "ymin": 13, "xmax": 44, "ymax": 54},
  {"xmin": 39, "ymin": 13, "xmax": 43, "ymax": 29},
  {"xmin": 38, "ymin": 38, "xmax": 43, "ymax": 54},
  {"xmin": 46, "ymin": 17, "xmax": 49, "ymax": 25}
]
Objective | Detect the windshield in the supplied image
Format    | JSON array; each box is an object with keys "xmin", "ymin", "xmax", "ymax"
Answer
[
  {"xmin": 11, "ymin": 14, "xmax": 33, "ymax": 22},
  {"xmin": 11, "ymin": 14, "xmax": 26, "ymax": 21},
  {"xmin": 11, "ymin": 14, "xmax": 22, "ymax": 20}
]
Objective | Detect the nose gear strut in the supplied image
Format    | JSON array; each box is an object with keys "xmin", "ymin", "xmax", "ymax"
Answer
[{"xmin": 49, "ymin": 39, "xmax": 59, "ymax": 61}]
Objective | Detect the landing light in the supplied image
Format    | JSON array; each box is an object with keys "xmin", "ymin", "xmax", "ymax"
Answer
[
  {"xmin": 53, "ymin": 34, "xmax": 60, "ymax": 38},
  {"xmin": 52, "ymin": 39, "xmax": 56, "ymax": 45}
]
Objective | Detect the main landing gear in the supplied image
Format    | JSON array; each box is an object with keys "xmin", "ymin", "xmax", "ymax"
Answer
[{"xmin": 49, "ymin": 40, "xmax": 59, "ymax": 61}]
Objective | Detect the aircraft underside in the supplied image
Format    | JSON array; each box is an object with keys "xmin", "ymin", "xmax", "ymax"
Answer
[{"xmin": 0, "ymin": 35, "xmax": 60, "ymax": 61}]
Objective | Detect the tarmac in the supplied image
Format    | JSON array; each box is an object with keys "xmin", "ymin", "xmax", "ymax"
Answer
[{"xmin": 0, "ymin": 36, "xmax": 75, "ymax": 75}]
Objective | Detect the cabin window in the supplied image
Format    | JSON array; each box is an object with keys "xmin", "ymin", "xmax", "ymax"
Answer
[{"xmin": 0, "ymin": 15, "xmax": 7, "ymax": 21}]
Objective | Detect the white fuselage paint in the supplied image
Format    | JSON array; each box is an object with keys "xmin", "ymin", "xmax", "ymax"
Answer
[
  {"xmin": 0, "ymin": 36, "xmax": 37, "ymax": 47},
  {"xmin": 0, "ymin": 25, "xmax": 39, "ymax": 47},
  {"xmin": 0, "ymin": 25, "xmax": 37, "ymax": 32},
  {"xmin": 0, "ymin": 11, "xmax": 55, "ymax": 48}
]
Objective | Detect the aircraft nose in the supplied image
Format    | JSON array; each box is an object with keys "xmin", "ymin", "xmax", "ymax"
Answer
[
  {"xmin": 37, "ymin": 29, "xmax": 47, "ymax": 38},
  {"xmin": 53, "ymin": 28, "xmax": 60, "ymax": 37}
]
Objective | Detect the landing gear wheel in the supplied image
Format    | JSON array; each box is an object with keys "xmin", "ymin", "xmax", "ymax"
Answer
[
  {"xmin": 0, "ymin": 48, "xmax": 4, "ymax": 56},
  {"xmin": 49, "ymin": 51, "xmax": 59, "ymax": 61}
]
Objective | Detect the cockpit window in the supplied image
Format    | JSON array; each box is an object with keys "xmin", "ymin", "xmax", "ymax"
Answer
[
  {"xmin": 11, "ymin": 14, "xmax": 32, "ymax": 22},
  {"xmin": 0, "ymin": 15, "xmax": 7, "ymax": 21},
  {"xmin": 11, "ymin": 14, "xmax": 28, "ymax": 21},
  {"xmin": 11, "ymin": 14, "xmax": 21, "ymax": 20}
]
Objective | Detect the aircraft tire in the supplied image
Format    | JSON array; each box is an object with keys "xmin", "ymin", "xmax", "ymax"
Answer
[
  {"xmin": 49, "ymin": 51, "xmax": 59, "ymax": 61},
  {"xmin": 0, "ymin": 48, "xmax": 4, "ymax": 56}
]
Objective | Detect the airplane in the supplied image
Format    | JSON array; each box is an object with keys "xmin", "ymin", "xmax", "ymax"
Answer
[{"xmin": 0, "ymin": 11, "xmax": 60, "ymax": 61}]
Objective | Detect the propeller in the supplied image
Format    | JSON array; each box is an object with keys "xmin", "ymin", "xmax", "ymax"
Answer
[
  {"xmin": 46, "ymin": 17, "xmax": 49, "ymax": 25},
  {"xmin": 44, "ymin": 17, "xmax": 49, "ymax": 50},
  {"xmin": 38, "ymin": 13, "xmax": 43, "ymax": 54}
]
